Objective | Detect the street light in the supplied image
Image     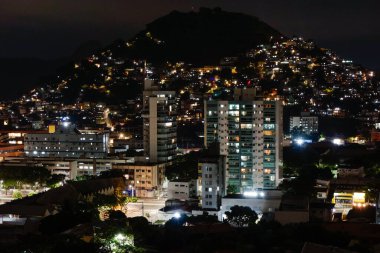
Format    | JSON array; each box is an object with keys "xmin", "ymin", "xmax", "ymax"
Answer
[
  {"xmin": 114, "ymin": 233, "xmax": 126, "ymax": 242},
  {"xmin": 128, "ymin": 185, "xmax": 135, "ymax": 197}
]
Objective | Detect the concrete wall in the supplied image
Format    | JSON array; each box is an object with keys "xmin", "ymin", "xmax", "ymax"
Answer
[
  {"xmin": 221, "ymin": 191, "xmax": 282, "ymax": 219},
  {"xmin": 168, "ymin": 180, "xmax": 196, "ymax": 200}
]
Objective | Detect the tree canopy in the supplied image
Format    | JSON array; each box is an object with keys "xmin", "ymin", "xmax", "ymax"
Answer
[
  {"xmin": 224, "ymin": 205, "xmax": 258, "ymax": 227},
  {"xmin": 165, "ymin": 152, "xmax": 200, "ymax": 181},
  {"xmin": 0, "ymin": 166, "xmax": 51, "ymax": 188},
  {"xmin": 165, "ymin": 144, "xmax": 220, "ymax": 181}
]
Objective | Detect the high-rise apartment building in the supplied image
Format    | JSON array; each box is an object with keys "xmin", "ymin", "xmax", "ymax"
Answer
[
  {"xmin": 204, "ymin": 88, "xmax": 283, "ymax": 193},
  {"xmin": 289, "ymin": 112, "xmax": 318, "ymax": 135},
  {"xmin": 24, "ymin": 123, "xmax": 109, "ymax": 158},
  {"xmin": 142, "ymin": 79, "xmax": 177, "ymax": 163}
]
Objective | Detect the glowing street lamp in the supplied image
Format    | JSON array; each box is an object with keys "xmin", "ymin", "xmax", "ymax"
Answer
[{"xmin": 174, "ymin": 212, "xmax": 181, "ymax": 219}]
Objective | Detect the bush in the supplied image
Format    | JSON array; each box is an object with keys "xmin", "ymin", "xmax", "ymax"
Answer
[{"xmin": 12, "ymin": 190, "xmax": 23, "ymax": 199}]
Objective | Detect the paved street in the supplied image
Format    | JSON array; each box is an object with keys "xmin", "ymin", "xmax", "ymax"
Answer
[
  {"xmin": 124, "ymin": 198, "xmax": 166, "ymax": 222},
  {"xmin": 0, "ymin": 189, "xmax": 45, "ymax": 204}
]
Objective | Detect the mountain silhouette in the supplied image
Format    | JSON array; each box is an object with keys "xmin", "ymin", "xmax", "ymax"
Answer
[{"xmin": 109, "ymin": 7, "xmax": 282, "ymax": 65}]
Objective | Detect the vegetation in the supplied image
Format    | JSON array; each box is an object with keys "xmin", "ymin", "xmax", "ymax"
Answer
[
  {"xmin": 165, "ymin": 143, "xmax": 219, "ymax": 181},
  {"xmin": 92, "ymin": 193, "xmax": 138, "ymax": 218},
  {"xmin": 124, "ymin": 7, "xmax": 281, "ymax": 65},
  {"xmin": 165, "ymin": 214, "xmax": 189, "ymax": 228},
  {"xmin": 39, "ymin": 201, "xmax": 93, "ymax": 234},
  {"xmin": 36, "ymin": 191, "xmax": 143, "ymax": 253},
  {"xmin": 1, "ymin": 234, "xmax": 95, "ymax": 253},
  {"xmin": 224, "ymin": 205, "xmax": 258, "ymax": 227},
  {"xmin": 46, "ymin": 174, "xmax": 66, "ymax": 188},
  {"xmin": 227, "ymin": 185, "xmax": 239, "ymax": 194},
  {"xmin": 165, "ymin": 152, "xmax": 200, "ymax": 181},
  {"xmin": 0, "ymin": 166, "xmax": 51, "ymax": 189},
  {"xmin": 187, "ymin": 213, "xmax": 219, "ymax": 224},
  {"xmin": 346, "ymin": 206, "xmax": 376, "ymax": 222},
  {"xmin": 280, "ymin": 163, "xmax": 333, "ymax": 197},
  {"xmin": 12, "ymin": 190, "xmax": 23, "ymax": 199},
  {"xmin": 127, "ymin": 216, "xmax": 157, "ymax": 248},
  {"xmin": 149, "ymin": 218, "xmax": 368, "ymax": 252},
  {"xmin": 4, "ymin": 204, "xmax": 376, "ymax": 253},
  {"xmin": 95, "ymin": 221, "xmax": 134, "ymax": 253},
  {"xmin": 98, "ymin": 169, "xmax": 126, "ymax": 179}
]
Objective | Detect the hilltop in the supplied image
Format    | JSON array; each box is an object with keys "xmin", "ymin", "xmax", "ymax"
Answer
[
  {"xmin": 1, "ymin": 8, "xmax": 378, "ymax": 134},
  {"xmin": 118, "ymin": 7, "xmax": 282, "ymax": 65}
]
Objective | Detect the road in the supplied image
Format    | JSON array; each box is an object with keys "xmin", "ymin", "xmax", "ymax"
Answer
[
  {"xmin": 124, "ymin": 198, "xmax": 166, "ymax": 222},
  {"xmin": 0, "ymin": 189, "xmax": 45, "ymax": 204}
]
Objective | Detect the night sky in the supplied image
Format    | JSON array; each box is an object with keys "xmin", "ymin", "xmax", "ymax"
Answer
[{"xmin": 1, "ymin": 0, "xmax": 379, "ymax": 70}]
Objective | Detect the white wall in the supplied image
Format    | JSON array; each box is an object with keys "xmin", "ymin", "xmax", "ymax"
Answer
[{"xmin": 167, "ymin": 180, "xmax": 196, "ymax": 200}]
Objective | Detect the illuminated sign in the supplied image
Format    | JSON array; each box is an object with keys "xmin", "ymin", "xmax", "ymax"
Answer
[
  {"xmin": 353, "ymin": 192, "xmax": 365, "ymax": 204},
  {"xmin": 48, "ymin": 125, "xmax": 56, "ymax": 134}
]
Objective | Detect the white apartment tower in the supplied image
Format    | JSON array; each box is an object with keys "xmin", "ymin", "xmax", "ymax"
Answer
[
  {"xmin": 204, "ymin": 88, "xmax": 283, "ymax": 193},
  {"xmin": 142, "ymin": 79, "xmax": 177, "ymax": 163},
  {"xmin": 198, "ymin": 156, "xmax": 226, "ymax": 210}
]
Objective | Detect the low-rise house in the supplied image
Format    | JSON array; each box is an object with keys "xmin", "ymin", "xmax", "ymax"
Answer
[{"xmin": 167, "ymin": 180, "xmax": 197, "ymax": 201}]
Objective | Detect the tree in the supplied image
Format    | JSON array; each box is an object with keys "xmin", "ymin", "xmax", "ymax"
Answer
[
  {"xmin": 39, "ymin": 203, "xmax": 92, "ymax": 234},
  {"xmin": 165, "ymin": 145, "xmax": 221, "ymax": 181},
  {"xmin": 95, "ymin": 221, "xmax": 134, "ymax": 253},
  {"xmin": 128, "ymin": 216, "xmax": 149, "ymax": 229},
  {"xmin": 99, "ymin": 170, "xmax": 125, "ymax": 179},
  {"xmin": 46, "ymin": 174, "xmax": 66, "ymax": 188},
  {"xmin": 14, "ymin": 234, "xmax": 95, "ymax": 253},
  {"xmin": 224, "ymin": 205, "xmax": 258, "ymax": 227},
  {"xmin": 346, "ymin": 206, "xmax": 376, "ymax": 223},
  {"xmin": 127, "ymin": 217, "xmax": 152, "ymax": 247},
  {"xmin": 165, "ymin": 152, "xmax": 200, "ymax": 180},
  {"xmin": 93, "ymin": 194, "xmax": 119, "ymax": 210},
  {"xmin": 278, "ymin": 171, "xmax": 315, "ymax": 197},
  {"xmin": 186, "ymin": 213, "xmax": 218, "ymax": 224},
  {"xmin": 92, "ymin": 193, "xmax": 138, "ymax": 219},
  {"xmin": 165, "ymin": 214, "xmax": 188, "ymax": 228},
  {"xmin": 227, "ymin": 185, "xmax": 239, "ymax": 194},
  {"xmin": 12, "ymin": 190, "xmax": 23, "ymax": 199},
  {"xmin": 0, "ymin": 166, "xmax": 51, "ymax": 189},
  {"xmin": 108, "ymin": 210, "xmax": 127, "ymax": 220}
]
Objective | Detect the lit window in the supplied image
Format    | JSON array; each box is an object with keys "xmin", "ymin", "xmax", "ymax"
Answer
[
  {"xmin": 164, "ymin": 122, "xmax": 172, "ymax": 127},
  {"xmin": 263, "ymin": 130, "xmax": 273, "ymax": 136}
]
